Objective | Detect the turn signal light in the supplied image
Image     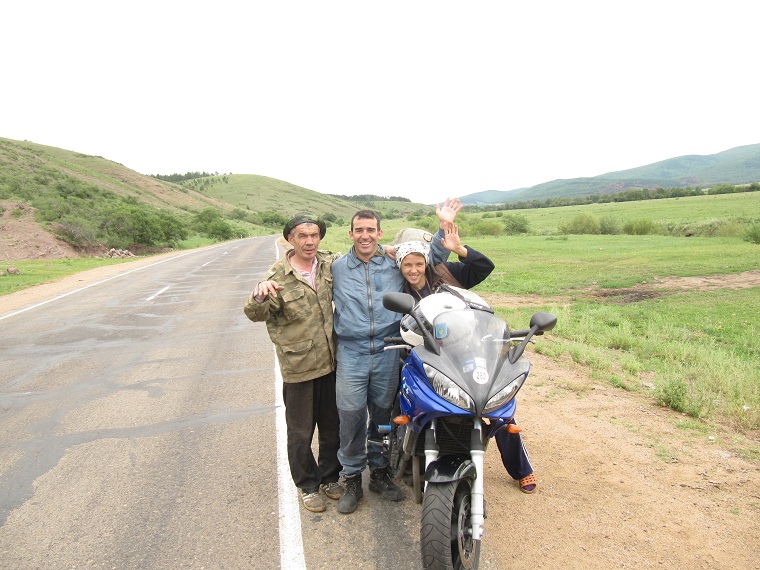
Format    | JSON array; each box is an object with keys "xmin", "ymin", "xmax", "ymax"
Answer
[
  {"xmin": 507, "ymin": 424, "xmax": 522, "ymax": 434},
  {"xmin": 393, "ymin": 415, "xmax": 410, "ymax": 425}
]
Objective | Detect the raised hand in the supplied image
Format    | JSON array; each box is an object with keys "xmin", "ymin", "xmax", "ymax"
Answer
[
  {"xmin": 441, "ymin": 222, "xmax": 467, "ymax": 257},
  {"xmin": 435, "ymin": 197, "xmax": 463, "ymax": 226}
]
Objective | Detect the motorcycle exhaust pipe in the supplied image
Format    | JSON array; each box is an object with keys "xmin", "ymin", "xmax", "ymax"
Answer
[
  {"xmin": 392, "ymin": 424, "xmax": 420, "ymax": 481},
  {"xmin": 393, "ymin": 454, "xmax": 410, "ymax": 482}
]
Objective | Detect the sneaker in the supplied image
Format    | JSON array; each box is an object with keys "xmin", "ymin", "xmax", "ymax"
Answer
[
  {"xmin": 302, "ymin": 490, "xmax": 326, "ymax": 513},
  {"xmin": 369, "ymin": 467, "xmax": 405, "ymax": 501},
  {"xmin": 320, "ymin": 481, "xmax": 344, "ymax": 500},
  {"xmin": 337, "ymin": 474, "xmax": 363, "ymax": 514}
]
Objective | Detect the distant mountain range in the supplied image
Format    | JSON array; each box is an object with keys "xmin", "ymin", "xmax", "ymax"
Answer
[{"xmin": 460, "ymin": 143, "xmax": 760, "ymax": 205}]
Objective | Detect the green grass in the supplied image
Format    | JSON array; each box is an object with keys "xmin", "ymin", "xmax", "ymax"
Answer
[
  {"xmin": 476, "ymin": 236, "xmax": 760, "ymax": 431},
  {"xmin": 0, "ymin": 236, "xmax": 268, "ymax": 295},
  {"xmin": 471, "ymin": 234, "xmax": 760, "ymax": 294},
  {"xmin": 490, "ymin": 191, "xmax": 760, "ymax": 234},
  {"xmin": 202, "ymin": 174, "xmax": 364, "ymax": 219},
  {"xmin": 0, "ymin": 258, "xmax": 134, "ymax": 295}
]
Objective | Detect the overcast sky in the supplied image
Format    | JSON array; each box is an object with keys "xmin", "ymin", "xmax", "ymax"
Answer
[{"xmin": 4, "ymin": 1, "xmax": 758, "ymax": 205}]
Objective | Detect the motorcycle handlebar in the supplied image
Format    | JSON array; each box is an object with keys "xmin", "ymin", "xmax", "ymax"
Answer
[{"xmin": 510, "ymin": 329, "xmax": 544, "ymax": 338}]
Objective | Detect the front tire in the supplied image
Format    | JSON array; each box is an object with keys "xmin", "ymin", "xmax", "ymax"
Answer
[{"xmin": 420, "ymin": 478, "xmax": 481, "ymax": 570}]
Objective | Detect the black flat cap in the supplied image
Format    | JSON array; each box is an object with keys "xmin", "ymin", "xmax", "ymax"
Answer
[{"xmin": 283, "ymin": 214, "xmax": 326, "ymax": 239}]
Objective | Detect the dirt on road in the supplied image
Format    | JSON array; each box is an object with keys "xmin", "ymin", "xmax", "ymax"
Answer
[{"xmin": 1, "ymin": 254, "xmax": 758, "ymax": 570}]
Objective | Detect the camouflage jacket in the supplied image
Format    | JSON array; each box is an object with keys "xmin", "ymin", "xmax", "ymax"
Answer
[{"xmin": 244, "ymin": 250, "xmax": 337, "ymax": 383}]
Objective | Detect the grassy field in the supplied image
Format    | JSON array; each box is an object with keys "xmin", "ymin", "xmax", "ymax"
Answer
[
  {"xmin": 0, "ymin": 237, "xmax": 235, "ymax": 296},
  {"xmin": 475, "ymin": 235, "xmax": 760, "ymax": 434},
  {"xmin": 480, "ymin": 191, "xmax": 760, "ymax": 235},
  {"xmin": 0, "ymin": 257, "xmax": 134, "ymax": 295}
]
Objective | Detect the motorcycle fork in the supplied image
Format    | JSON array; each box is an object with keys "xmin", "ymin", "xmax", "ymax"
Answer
[
  {"xmin": 423, "ymin": 419, "xmax": 439, "ymax": 493},
  {"xmin": 423, "ymin": 419, "xmax": 486, "ymax": 540},
  {"xmin": 470, "ymin": 420, "xmax": 486, "ymax": 541}
]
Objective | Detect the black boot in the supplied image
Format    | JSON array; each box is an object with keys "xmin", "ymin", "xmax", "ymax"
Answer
[
  {"xmin": 369, "ymin": 466, "xmax": 405, "ymax": 501},
  {"xmin": 337, "ymin": 473, "xmax": 363, "ymax": 514}
]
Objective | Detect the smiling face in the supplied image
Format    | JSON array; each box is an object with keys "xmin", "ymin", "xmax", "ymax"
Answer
[
  {"xmin": 349, "ymin": 215, "xmax": 383, "ymax": 262},
  {"xmin": 400, "ymin": 252, "xmax": 428, "ymax": 290},
  {"xmin": 287, "ymin": 223, "xmax": 322, "ymax": 263}
]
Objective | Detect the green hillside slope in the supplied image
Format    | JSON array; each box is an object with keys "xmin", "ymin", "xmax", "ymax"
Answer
[
  {"xmin": 199, "ymin": 174, "xmax": 431, "ymax": 218},
  {"xmin": 0, "ymin": 138, "xmax": 230, "ymax": 214},
  {"xmin": 0, "ymin": 137, "xmax": 434, "ymax": 257}
]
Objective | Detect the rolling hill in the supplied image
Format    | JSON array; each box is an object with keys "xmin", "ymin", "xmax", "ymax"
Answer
[
  {"xmin": 460, "ymin": 143, "xmax": 760, "ymax": 205},
  {"xmin": 0, "ymin": 137, "xmax": 432, "ymax": 260},
  {"xmin": 0, "ymin": 138, "xmax": 371, "ymax": 219}
]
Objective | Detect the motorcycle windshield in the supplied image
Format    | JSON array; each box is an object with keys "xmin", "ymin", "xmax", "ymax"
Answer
[{"xmin": 429, "ymin": 309, "xmax": 510, "ymax": 389}]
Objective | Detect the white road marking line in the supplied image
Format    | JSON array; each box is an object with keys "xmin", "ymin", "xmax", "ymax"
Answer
[
  {"xmin": 275, "ymin": 353, "xmax": 306, "ymax": 569},
  {"xmin": 146, "ymin": 285, "xmax": 172, "ymax": 301},
  {"xmin": 270, "ymin": 241, "xmax": 306, "ymax": 568}
]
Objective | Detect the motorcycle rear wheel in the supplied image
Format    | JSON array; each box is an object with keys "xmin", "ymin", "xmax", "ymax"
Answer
[{"xmin": 420, "ymin": 478, "xmax": 481, "ymax": 570}]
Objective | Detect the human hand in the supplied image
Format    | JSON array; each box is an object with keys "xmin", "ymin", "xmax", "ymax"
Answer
[
  {"xmin": 435, "ymin": 198, "xmax": 463, "ymax": 226},
  {"xmin": 441, "ymin": 222, "xmax": 467, "ymax": 257},
  {"xmin": 384, "ymin": 244, "xmax": 396, "ymax": 261},
  {"xmin": 256, "ymin": 280, "xmax": 284, "ymax": 299}
]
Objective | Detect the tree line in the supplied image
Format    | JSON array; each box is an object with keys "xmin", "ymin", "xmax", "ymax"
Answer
[
  {"xmin": 150, "ymin": 172, "xmax": 223, "ymax": 183},
  {"xmin": 335, "ymin": 193, "xmax": 411, "ymax": 203}
]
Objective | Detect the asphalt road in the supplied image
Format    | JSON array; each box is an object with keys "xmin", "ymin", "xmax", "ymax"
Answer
[{"xmin": 0, "ymin": 237, "xmax": 496, "ymax": 569}]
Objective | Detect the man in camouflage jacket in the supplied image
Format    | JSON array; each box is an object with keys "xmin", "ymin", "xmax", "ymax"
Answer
[{"xmin": 244, "ymin": 214, "xmax": 341, "ymax": 513}]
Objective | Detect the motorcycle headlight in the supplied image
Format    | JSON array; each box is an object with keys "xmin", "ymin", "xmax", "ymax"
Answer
[
  {"xmin": 424, "ymin": 364, "xmax": 475, "ymax": 412},
  {"xmin": 483, "ymin": 374, "xmax": 526, "ymax": 414}
]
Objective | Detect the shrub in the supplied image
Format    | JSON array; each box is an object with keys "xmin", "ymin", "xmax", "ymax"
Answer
[
  {"xmin": 467, "ymin": 220, "xmax": 503, "ymax": 236},
  {"xmin": 599, "ymin": 216, "xmax": 621, "ymax": 235},
  {"xmin": 623, "ymin": 218, "xmax": 657, "ymax": 235},
  {"xmin": 743, "ymin": 222, "xmax": 760, "ymax": 244},
  {"xmin": 259, "ymin": 210, "xmax": 289, "ymax": 229},
  {"xmin": 228, "ymin": 208, "xmax": 248, "ymax": 220},
  {"xmin": 502, "ymin": 213, "xmax": 530, "ymax": 235},
  {"xmin": 53, "ymin": 216, "xmax": 98, "ymax": 247},
  {"xmin": 560, "ymin": 213, "xmax": 600, "ymax": 235},
  {"xmin": 656, "ymin": 377, "xmax": 689, "ymax": 414},
  {"xmin": 193, "ymin": 208, "xmax": 234, "ymax": 240}
]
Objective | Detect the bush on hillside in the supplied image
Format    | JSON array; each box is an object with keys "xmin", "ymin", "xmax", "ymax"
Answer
[
  {"xmin": 559, "ymin": 213, "xmax": 601, "ymax": 235},
  {"xmin": 660, "ymin": 218, "xmax": 747, "ymax": 238},
  {"xmin": 228, "ymin": 208, "xmax": 248, "ymax": 221},
  {"xmin": 193, "ymin": 208, "xmax": 235, "ymax": 241},
  {"xmin": 502, "ymin": 213, "xmax": 530, "ymax": 235},
  {"xmin": 623, "ymin": 218, "xmax": 658, "ymax": 235},
  {"xmin": 406, "ymin": 208, "xmax": 429, "ymax": 221},
  {"xmin": 599, "ymin": 216, "xmax": 622, "ymax": 235},
  {"xmin": 467, "ymin": 219, "xmax": 503, "ymax": 236},
  {"xmin": 259, "ymin": 210, "xmax": 289, "ymax": 229},
  {"xmin": 53, "ymin": 216, "xmax": 98, "ymax": 247},
  {"xmin": 743, "ymin": 222, "xmax": 760, "ymax": 244}
]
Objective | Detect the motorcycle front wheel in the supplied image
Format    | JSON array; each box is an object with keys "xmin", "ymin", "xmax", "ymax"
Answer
[{"xmin": 420, "ymin": 478, "xmax": 481, "ymax": 570}]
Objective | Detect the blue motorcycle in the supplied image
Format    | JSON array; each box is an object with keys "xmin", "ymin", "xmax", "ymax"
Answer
[{"xmin": 382, "ymin": 285, "xmax": 556, "ymax": 570}]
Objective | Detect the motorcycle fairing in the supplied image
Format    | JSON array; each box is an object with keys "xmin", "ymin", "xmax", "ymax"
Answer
[{"xmin": 409, "ymin": 309, "xmax": 531, "ymax": 416}]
